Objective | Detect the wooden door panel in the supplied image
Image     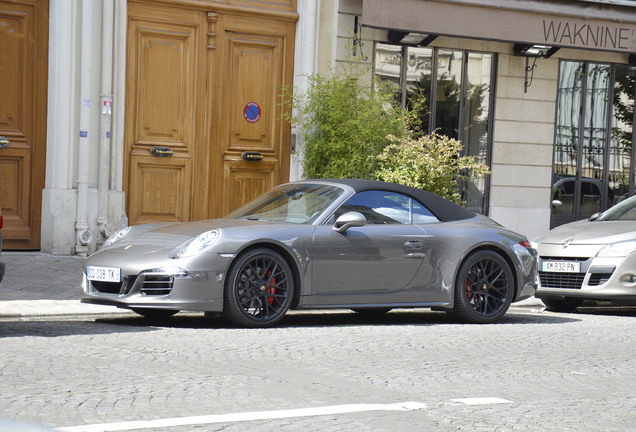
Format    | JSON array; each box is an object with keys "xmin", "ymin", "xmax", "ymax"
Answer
[
  {"xmin": 128, "ymin": 156, "xmax": 191, "ymax": 223},
  {"xmin": 0, "ymin": 0, "xmax": 47, "ymax": 249},
  {"xmin": 222, "ymin": 159, "xmax": 277, "ymax": 214},
  {"xmin": 126, "ymin": 3, "xmax": 295, "ymax": 223},
  {"xmin": 133, "ymin": 28, "xmax": 194, "ymax": 148},
  {"xmin": 214, "ymin": 15, "xmax": 293, "ymax": 216},
  {"xmin": 0, "ymin": 8, "xmax": 21, "ymax": 130},
  {"xmin": 227, "ymin": 36, "xmax": 281, "ymax": 149},
  {"xmin": 0, "ymin": 147, "xmax": 31, "ymax": 239},
  {"xmin": 126, "ymin": 4, "xmax": 203, "ymax": 225}
]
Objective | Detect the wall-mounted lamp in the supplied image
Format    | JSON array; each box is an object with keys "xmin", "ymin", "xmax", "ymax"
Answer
[
  {"xmin": 388, "ymin": 30, "xmax": 438, "ymax": 47},
  {"xmin": 513, "ymin": 43, "xmax": 559, "ymax": 58},
  {"xmin": 514, "ymin": 44, "xmax": 560, "ymax": 93}
]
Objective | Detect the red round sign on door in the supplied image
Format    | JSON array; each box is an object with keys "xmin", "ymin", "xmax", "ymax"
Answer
[{"xmin": 243, "ymin": 102, "xmax": 261, "ymax": 123}]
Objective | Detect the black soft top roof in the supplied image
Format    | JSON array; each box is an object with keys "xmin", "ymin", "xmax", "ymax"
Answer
[{"xmin": 313, "ymin": 179, "xmax": 476, "ymax": 222}]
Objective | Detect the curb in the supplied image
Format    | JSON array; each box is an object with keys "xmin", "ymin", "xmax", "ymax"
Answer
[{"xmin": 0, "ymin": 300, "xmax": 133, "ymax": 319}]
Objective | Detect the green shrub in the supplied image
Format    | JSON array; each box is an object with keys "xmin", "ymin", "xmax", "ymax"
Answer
[
  {"xmin": 376, "ymin": 133, "xmax": 490, "ymax": 204},
  {"xmin": 286, "ymin": 63, "xmax": 489, "ymax": 206},
  {"xmin": 287, "ymin": 69, "xmax": 406, "ymax": 179}
]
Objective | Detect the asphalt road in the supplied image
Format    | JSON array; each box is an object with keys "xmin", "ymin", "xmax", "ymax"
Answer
[{"xmin": 1, "ymin": 306, "xmax": 635, "ymax": 431}]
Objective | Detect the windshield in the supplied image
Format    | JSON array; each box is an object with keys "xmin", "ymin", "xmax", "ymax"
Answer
[
  {"xmin": 598, "ymin": 195, "xmax": 636, "ymax": 221},
  {"xmin": 225, "ymin": 183, "xmax": 346, "ymax": 224}
]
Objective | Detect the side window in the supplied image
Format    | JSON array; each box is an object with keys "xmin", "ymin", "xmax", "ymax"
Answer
[{"xmin": 334, "ymin": 191, "xmax": 439, "ymax": 224}]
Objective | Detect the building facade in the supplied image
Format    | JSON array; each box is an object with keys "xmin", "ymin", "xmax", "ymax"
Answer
[
  {"xmin": 333, "ymin": 0, "xmax": 636, "ymax": 240},
  {"xmin": 0, "ymin": 0, "xmax": 634, "ymax": 255},
  {"xmin": 1, "ymin": 0, "xmax": 298, "ymax": 255}
]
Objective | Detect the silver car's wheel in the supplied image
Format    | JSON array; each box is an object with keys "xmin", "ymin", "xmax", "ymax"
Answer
[
  {"xmin": 131, "ymin": 308, "xmax": 179, "ymax": 319},
  {"xmin": 451, "ymin": 250, "xmax": 514, "ymax": 324},
  {"xmin": 224, "ymin": 248, "xmax": 294, "ymax": 328},
  {"xmin": 541, "ymin": 297, "xmax": 583, "ymax": 313}
]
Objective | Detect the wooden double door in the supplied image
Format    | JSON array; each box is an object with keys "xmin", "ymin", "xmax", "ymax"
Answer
[
  {"xmin": 0, "ymin": 0, "xmax": 48, "ymax": 249},
  {"xmin": 125, "ymin": 1, "xmax": 296, "ymax": 224}
]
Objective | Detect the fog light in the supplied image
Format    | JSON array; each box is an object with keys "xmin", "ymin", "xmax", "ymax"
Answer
[{"xmin": 631, "ymin": 275, "xmax": 636, "ymax": 283}]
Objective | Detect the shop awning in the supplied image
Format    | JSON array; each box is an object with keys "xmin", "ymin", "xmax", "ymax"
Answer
[{"xmin": 361, "ymin": 0, "xmax": 636, "ymax": 54}]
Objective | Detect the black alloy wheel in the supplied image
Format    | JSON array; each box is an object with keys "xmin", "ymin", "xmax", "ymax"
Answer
[
  {"xmin": 224, "ymin": 248, "xmax": 294, "ymax": 327},
  {"xmin": 451, "ymin": 250, "xmax": 514, "ymax": 323}
]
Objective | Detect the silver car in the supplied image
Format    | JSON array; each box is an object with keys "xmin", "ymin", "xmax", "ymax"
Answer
[
  {"xmin": 535, "ymin": 195, "xmax": 636, "ymax": 312},
  {"xmin": 82, "ymin": 179, "xmax": 537, "ymax": 327}
]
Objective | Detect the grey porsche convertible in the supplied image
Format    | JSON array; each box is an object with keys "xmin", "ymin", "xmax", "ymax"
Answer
[{"xmin": 82, "ymin": 179, "xmax": 537, "ymax": 327}]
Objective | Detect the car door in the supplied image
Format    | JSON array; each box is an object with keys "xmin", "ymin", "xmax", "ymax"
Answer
[{"xmin": 309, "ymin": 190, "xmax": 434, "ymax": 304}]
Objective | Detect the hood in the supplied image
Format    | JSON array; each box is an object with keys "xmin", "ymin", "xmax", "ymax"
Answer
[
  {"xmin": 536, "ymin": 219, "xmax": 636, "ymax": 245},
  {"xmin": 102, "ymin": 218, "xmax": 272, "ymax": 254}
]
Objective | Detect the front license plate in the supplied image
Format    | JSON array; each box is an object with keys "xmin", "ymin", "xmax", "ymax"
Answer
[
  {"xmin": 541, "ymin": 261, "xmax": 581, "ymax": 273},
  {"xmin": 87, "ymin": 266, "xmax": 121, "ymax": 282}
]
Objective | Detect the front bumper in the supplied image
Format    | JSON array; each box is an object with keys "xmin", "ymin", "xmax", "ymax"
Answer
[
  {"xmin": 81, "ymin": 253, "xmax": 232, "ymax": 312},
  {"xmin": 536, "ymin": 247, "xmax": 636, "ymax": 304}
]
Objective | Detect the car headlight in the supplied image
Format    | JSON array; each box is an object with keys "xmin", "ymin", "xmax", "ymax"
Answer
[
  {"xmin": 173, "ymin": 230, "xmax": 221, "ymax": 258},
  {"xmin": 597, "ymin": 240, "xmax": 636, "ymax": 258},
  {"xmin": 103, "ymin": 227, "xmax": 131, "ymax": 247}
]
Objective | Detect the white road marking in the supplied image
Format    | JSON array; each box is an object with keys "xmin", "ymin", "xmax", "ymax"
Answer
[
  {"xmin": 450, "ymin": 397, "xmax": 513, "ymax": 406},
  {"xmin": 57, "ymin": 401, "xmax": 428, "ymax": 432}
]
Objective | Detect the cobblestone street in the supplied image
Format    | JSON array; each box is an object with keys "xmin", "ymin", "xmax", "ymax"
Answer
[{"xmin": 1, "ymin": 306, "xmax": 635, "ymax": 431}]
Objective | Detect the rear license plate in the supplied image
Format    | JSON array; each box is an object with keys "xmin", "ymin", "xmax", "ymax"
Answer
[
  {"xmin": 87, "ymin": 266, "xmax": 121, "ymax": 282},
  {"xmin": 541, "ymin": 261, "xmax": 581, "ymax": 273}
]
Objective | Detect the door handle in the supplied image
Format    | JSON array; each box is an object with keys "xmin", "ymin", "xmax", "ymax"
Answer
[
  {"xmin": 150, "ymin": 147, "xmax": 173, "ymax": 157},
  {"xmin": 404, "ymin": 240, "xmax": 424, "ymax": 249},
  {"xmin": 0, "ymin": 136, "xmax": 9, "ymax": 149}
]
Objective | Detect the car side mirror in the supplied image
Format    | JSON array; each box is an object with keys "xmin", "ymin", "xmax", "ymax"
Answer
[
  {"xmin": 589, "ymin": 212, "xmax": 601, "ymax": 221},
  {"xmin": 333, "ymin": 211, "xmax": 367, "ymax": 233}
]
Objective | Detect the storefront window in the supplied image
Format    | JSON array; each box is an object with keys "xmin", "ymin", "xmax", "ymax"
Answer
[
  {"xmin": 552, "ymin": 60, "xmax": 635, "ymax": 227},
  {"xmin": 374, "ymin": 43, "xmax": 495, "ymax": 214}
]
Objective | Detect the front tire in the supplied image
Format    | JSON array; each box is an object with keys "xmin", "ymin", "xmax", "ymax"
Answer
[
  {"xmin": 223, "ymin": 248, "xmax": 294, "ymax": 328},
  {"xmin": 450, "ymin": 250, "xmax": 514, "ymax": 324}
]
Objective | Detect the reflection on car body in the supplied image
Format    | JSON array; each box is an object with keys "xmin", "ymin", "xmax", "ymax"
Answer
[
  {"xmin": 551, "ymin": 176, "xmax": 615, "ymax": 216},
  {"xmin": 535, "ymin": 194, "xmax": 636, "ymax": 312},
  {"xmin": 82, "ymin": 179, "xmax": 537, "ymax": 327}
]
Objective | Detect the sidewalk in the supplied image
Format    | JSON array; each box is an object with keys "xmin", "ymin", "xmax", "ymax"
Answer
[
  {"xmin": 0, "ymin": 251, "xmax": 545, "ymax": 318},
  {"xmin": 0, "ymin": 252, "xmax": 131, "ymax": 318}
]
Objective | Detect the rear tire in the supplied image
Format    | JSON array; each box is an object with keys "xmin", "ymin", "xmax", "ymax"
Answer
[
  {"xmin": 450, "ymin": 250, "xmax": 514, "ymax": 324},
  {"xmin": 541, "ymin": 297, "xmax": 583, "ymax": 313}
]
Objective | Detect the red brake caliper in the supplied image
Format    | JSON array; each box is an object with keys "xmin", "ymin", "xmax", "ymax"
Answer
[
  {"xmin": 465, "ymin": 280, "xmax": 473, "ymax": 300},
  {"xmin": 266, "ymin": 270, "xmax": 276, "ymax": 305}
]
